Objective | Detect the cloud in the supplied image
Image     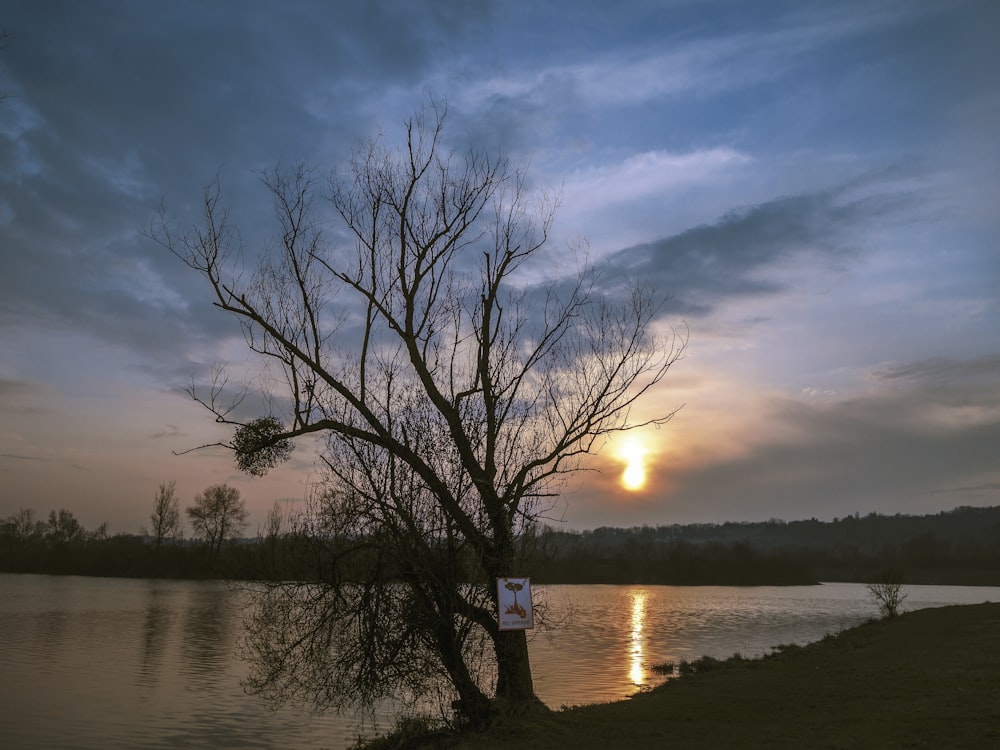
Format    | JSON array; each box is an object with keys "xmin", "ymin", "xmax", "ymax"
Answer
[
  {"xmin": 457, "ymin": 1, "xmax": 933, "ymax": 112},
  {"xmin": 568, "ymin": 351, "xmax": 1000, "ymax": 527},
  {"xmin": 559, "ymin": 147, "xmax": 752, "ymax": 220},
  {"xmin": 590, "ymin": 167, "xmax": 927, "ymax": 317},
  {"xmin": 0, "ymin": 378, "xmax": 39, "ymax": 397},
  {"xmin": 0, "ymin": 0, "xmax": 493, "ymax": 348},
  {"xmin": 148, "ymin": 424, "xmax": 183, "ymax": 441},
  {"xmin": 0, "ymin": 452, "xmax": 45, "ymax": 462},
  {"xmin": 0, "ymin": 452, "xmax": 88, "ymax": 471},
  {"xmin": 871, "ymin": 355, "xmax": 1000, "ymax": 388}
]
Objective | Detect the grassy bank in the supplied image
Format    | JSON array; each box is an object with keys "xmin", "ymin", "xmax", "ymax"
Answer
[{"xmin": 374, "ymin": 602, "xmax": 1000, "ymax": 749}]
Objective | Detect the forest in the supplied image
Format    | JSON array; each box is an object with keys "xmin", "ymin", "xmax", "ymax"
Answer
[
  {"xmin": 2, "ymin": 504, "xmax": 999, "ymax": 586},
  {"xmin": 527, "ymin": 505, "xmax": 1000, "ymax": 586}
]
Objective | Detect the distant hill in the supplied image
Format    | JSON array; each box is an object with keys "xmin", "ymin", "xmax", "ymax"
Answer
[{"xmin": 527, "ymin": 505, "xmax": 1000, "ymax": 586}]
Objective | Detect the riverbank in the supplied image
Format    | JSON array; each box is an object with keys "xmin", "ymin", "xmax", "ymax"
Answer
[{"xmin": 374, "ymin": 602, "xmax": 1000, "ymax": 749}]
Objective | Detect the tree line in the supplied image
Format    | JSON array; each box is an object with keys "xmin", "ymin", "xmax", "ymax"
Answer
[
  {"xmin": 0, "ymin": 481, "xmax": 256, "ymax": 578},
  {"xmin": 3, "ymin": 491, "xmax": 998, "ymax": 586},
  {"xmin": 527, "ymin": 505, "xmax": 1000, "ymax": 586}
]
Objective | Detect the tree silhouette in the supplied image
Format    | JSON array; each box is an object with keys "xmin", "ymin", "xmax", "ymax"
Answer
[
  {"xmin": 866, "ymin": 570, "xmax": 908, "ymax": 618},
  {"xmin": 144, "ymin": 481, "xmax": 183, "ymax": 552},
  {"xmin": 154, "ymin": 104, "xmax": 684, "ymax": 726},
  {"xmin": 186, "ymin": 483, "xmax": 248, "ymax": 562}
]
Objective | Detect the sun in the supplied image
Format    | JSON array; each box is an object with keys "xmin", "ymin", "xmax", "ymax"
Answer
[{"xmin": 618, "ymin": 439, "xmax": 648, "ymax": 492}]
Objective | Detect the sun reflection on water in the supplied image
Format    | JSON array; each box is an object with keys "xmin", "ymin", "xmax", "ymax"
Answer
[{"xmin": 629, "ymin": 589, "xmax": 647, "ymax": 686}]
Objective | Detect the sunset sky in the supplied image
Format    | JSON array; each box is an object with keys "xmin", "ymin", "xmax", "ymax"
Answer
[{"xmin": 1, "ymin": 0, "xmax": 997, "ymax": 534}]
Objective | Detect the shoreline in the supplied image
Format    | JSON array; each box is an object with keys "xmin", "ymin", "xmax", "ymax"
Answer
[{"xmin": 370, "ymin": 602, "xmax": 1000, "ymax": 749}]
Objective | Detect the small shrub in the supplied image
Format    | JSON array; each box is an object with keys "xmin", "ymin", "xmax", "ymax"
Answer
[
  {"xmin": 866, "ymin": 570, "xmax": 907, "ymax": 618},
  {"xmin": 677, "ymin": 653, "xmax": 748, "ymax": 676},
  {"xmin": 651, "ymin": 662, "xmax": 675, "ymax": 676},
  {"xmin": 771, "ymin": 642, "xmax": 804, "ymax": 655}
]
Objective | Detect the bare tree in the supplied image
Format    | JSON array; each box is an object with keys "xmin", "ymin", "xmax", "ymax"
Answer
[
  {"xmin": 153, "ymin": 105, "xmax": 684, "ymax": 727},
  {"xmin": 866, "ymin": 570, "xmax": 907, "ymax": 618},
  {"xmin": 143, "ymin": 481, "xmax": 183, "ymax": 552},
  {"xmin": 262, "ymin": 500, "xmax": 285, "ymax": 540},
  {"xmin": 45, "ymin": 508, "xmax": 86, "ymax": 544},
  {"xmin": 186, "ymin": 483, "xmax": 249, "ymax": 561},
  {"xmin": 0, "ymin": 508, "xmax": 43, "ymax": 541},
  {"xmin": 253, "ymin": 500, "xmax": 289, "ymax": 577}
]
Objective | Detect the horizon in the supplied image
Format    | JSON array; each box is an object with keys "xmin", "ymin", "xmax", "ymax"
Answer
[{"xmin": 8, "ymin": 497, "xmax": 997, "ymax": 539}]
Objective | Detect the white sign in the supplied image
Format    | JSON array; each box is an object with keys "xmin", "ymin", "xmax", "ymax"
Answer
[{"xmin": 497, "ymin": 577, "xmax": 534, "ymax": 630}]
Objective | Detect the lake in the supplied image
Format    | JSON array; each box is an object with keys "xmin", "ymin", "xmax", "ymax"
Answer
[{"xmin": 2, "ymin": 574, "xmax": 997, "ymax": 749}]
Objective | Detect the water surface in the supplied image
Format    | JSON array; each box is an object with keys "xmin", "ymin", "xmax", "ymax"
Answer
[{"xmin": 2, "ymin": 574, "xmax": 996, "ymax": 748}]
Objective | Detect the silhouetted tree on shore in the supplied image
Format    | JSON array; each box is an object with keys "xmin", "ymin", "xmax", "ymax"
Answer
[
  {"xmin": 143, "ymin": 481, "xmax": 183, "ymax": 552},
  {"xmin": 153, "ymin": 104, "xmax": 684, "ymax": 727},
  {"xmin": 45, "ymin": 509, "xmax": 86, "ymax": 544},
  {"xmin": 186, "ymin": 483, "xmax": 248, "ymax": 562}
]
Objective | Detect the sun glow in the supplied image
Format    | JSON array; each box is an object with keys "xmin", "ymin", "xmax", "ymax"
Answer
[{"xmin": 619, "ymin": 439, "xmax": 648, "ymax": 491}]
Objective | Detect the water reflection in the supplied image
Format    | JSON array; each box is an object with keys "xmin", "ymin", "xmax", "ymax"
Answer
[
  {"xmin": 138, "ymin": 586, "xmax": 173, "ymax": 689},
  {"xmin": 628, "ymin": 588, "xmax": 646, "ymax": 687},
  {"xmin": 180, "ymin": 585, "xmax": 235, "ymax": 682},
  {"xmin": 4, "ymin": 576, "xmax": 1000, "ymax": 748}
]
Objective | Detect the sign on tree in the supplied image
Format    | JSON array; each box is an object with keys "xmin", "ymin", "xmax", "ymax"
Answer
[{"xmin": 497, "ymin": 577, "xmax": 534, "ymax": 631}]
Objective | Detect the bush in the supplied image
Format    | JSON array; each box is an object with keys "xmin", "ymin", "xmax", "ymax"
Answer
[{"xmin": 866, "ymin": 570, "xmax": 907, "ymax": 618}]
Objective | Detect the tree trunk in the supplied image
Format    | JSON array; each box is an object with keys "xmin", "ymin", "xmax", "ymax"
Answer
[
  {"xmin": 494, "ymin": 628, "xmax": 541, "ymax": 713},
  {"xmin": 432, "ymin": 620, "xmax": 492, "ymax": 727},
  {"xmin": 488, "ymin": 522, "xmax": 543, "ymax": 716}
]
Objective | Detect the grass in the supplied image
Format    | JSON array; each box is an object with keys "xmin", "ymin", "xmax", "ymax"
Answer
[{"xmin": 367, "ymin": 602, "xmax": 1000, "ymax": 750}]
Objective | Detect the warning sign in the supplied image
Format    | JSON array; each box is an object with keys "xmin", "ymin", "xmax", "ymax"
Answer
[{"xmin": 497, "ymin": 577, "xmax": 534, "ymax": 630}]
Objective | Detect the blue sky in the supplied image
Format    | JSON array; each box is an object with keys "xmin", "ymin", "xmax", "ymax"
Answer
[{"xmin": 1, "ymin": 0, "xmax": 997, "ymax": 533}]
